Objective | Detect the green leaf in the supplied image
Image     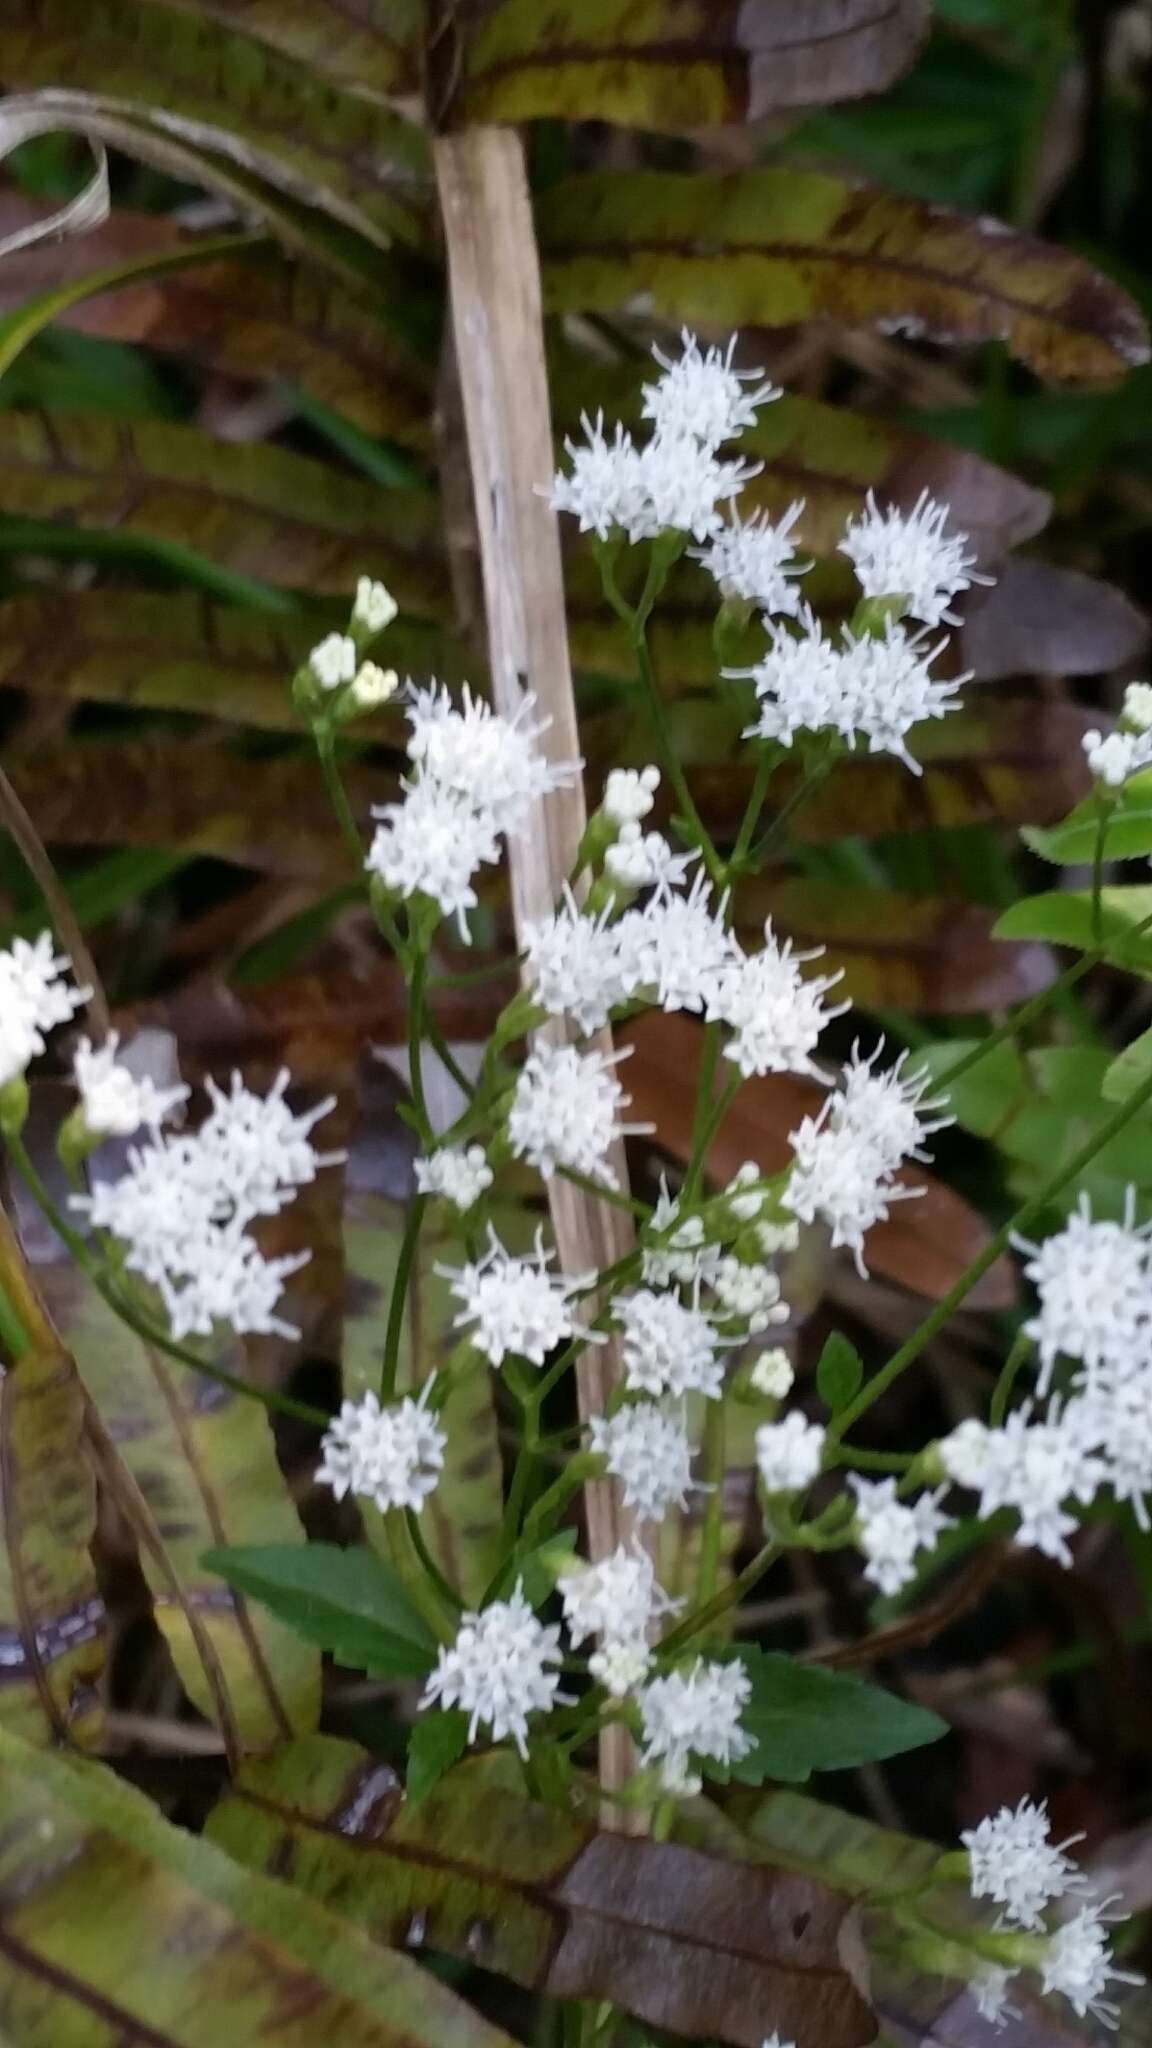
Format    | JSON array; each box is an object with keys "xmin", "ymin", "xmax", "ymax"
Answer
[
  {"xmin": 714, "ymin": 1650, "xmax": 947, "ymax": 1785},
  {"xmin": 204, "ymin": 1542, "xmax": 439, "ymax": 1679},
  {"xmin": 816, "ymin": 1333, "xmax": 864, "ymax": 1414},
  {"xmin": 0, "ymin": 592, "xmax": 464, "ymax": 734},
  {"xmin": 25, "ymin": 1260, "xmax": 320, "ymax": 1750},
  {"xmin": 1104, "ymin": 1027, "xmax": 1152, "ymax": 1105},
  {"xmin": 994, "ymin": 887, "xmax": 1152, "ymax": 974},
  {"xmin": 0, "ymin": 411, "xmax": 446, "ymax": 601},
  {"xmin": 0, "ymin": 1725, "xmax": 514, "ymax": 2047},
  {"xmin": 3, "ymin": 736, "xmax": 376, "ymax": 879},
  {"xmin": 456, "ymin": 0, "xmax": 927, "ymax": 128},
  {"xmin": 0, "ymin": 204, "xmax": 436, "ymax": 441},
  {"xmin": 1024, "ymin": 772, "xmax": 1152, "ymax": 865},
  {"xmin": 207, "ymin": 1733, "xmax": 876, "ymax": 2047},
  {"xmin": 406, "ymin": 1710, "xmax": 470, "ymax": 1806},
  {"xmin": 0, "ymin": 0, "xmax": 427, "ymax": 251},
  {"xmin": 156, "ymin": 0, "xmax": 423, "ymax": 101},
  {"xmin": 538, "ymin": 168, "xmax": 1149, "ymax": 385}
]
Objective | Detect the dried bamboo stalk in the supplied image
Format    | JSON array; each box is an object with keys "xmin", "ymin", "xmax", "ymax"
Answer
[{"xmin": 433, "ymin": 126, "xmax": 646, "ymax": 1807}]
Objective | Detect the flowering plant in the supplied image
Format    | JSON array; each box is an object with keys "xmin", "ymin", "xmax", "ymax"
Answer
[{"xmin": 3, "ymin": 309, "xmax": 1152, "ymax": 2045}]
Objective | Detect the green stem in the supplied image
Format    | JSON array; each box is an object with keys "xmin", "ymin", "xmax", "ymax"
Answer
[
  {"xmin": 6, "ymin": 1136, "xmax": 328, "ymax": 1428},
  {"xmin": 746, "ymin": 753, "xmax": 833, "ymax": 869},
  {"xmin": 683, "ymin": 1071, "xmax": 741, "ymax": 1207},
  {"xmin": 727, "ymin": 746, "xmax": 778, "ymax": 872},
  {"xmin": 632, "ymin": 627, "xmax": 724, "ymax": 886},
  {"xmin": 989, "ymin": 1329, "xmax": 1034, "ymax": 1427},
  {"xmin": 927, "ymin": 903, "xmax": 1152, "ymax": 1094},
  {"xmin": 406, "ymin": 948, "xmax": 433, "ymax": 1142},
  {"xmin": 313, "ymin": 725, "xmax": 367, "ymax": 876},
  {"xmin": 665, "ymin": 1539, "xmax": 781, "ymax": 1651},
  {"xmin": 405, "ymin": 1507, "xmax": 463, "ymax": 1612},
  {"xmin": 380, "ymin": 1193, "xmax": 427, "ymax": 1401},
  {"xmin": 1090, "ymin": 793, "xmax": 1113, "ymax": 946},
  {"xmin": 829, "ymin": 1059, "xmax": 1152, "ymax": 1445}
]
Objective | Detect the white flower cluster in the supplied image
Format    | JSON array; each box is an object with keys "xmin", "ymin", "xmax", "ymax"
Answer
[
  {"xmin": 74, "ymin": 1069, "xmax": 340, "ymax": 1340},
  {"xmin": 421, "ymin": 1581, "xmax": 566, "ymax": 1756},
  {"xmin": 440, "ymin": 1226, "xmax": 598, "ymax": 1368},
  {"xmin": 588, "ymin": 1400, "xmax": 699, "ymax": 1523},
  {"xmin": 73, "ymin": 1034, "xmax": 188, "ymax": 1139},
  {"xmin": 636, "ymin": 1655, "xmax": 753, "ymax": 1794},
  {"xmin": 739, "ymin": 608, "xmax": 965, "ymax": 776},
  {"xmin": 848, "ymin": 1475, "xmax": 953, "ymax": 1596},
  {"xmin": 693, "ymin": 503, "xmax": 806, "ymax": 615},
  {"xmin": 551, "ymin": 332, "xmax": 773, "ymax": 544},
  {"xmin": 961, "ymin": 1798, "xmax": 1140, "ymax": 2029},
  {"xmin": 940, "ymin": 1193, "xmax": 1152, "ymax": 1563},
  {"xmin": 558, "ymin": 1541, "xmax": 680, "ymax": 1696},
  {"xmin": 840, "ymin": 488, "xmax": 987, "ymax": 628},
  {"xmin": 413, "ymin": 1144, "xmax": 493, "ymax": 1211},
  {"xmin": 614, "ymin": 1284, "xmax": 726, "ymax": 1400},
  {"xmin": 525, "ymin": 872, "xmax": 842, "ymax": 1083},
  {"xmin": 507, "ymin": 1042, "xmax": 652, "ymax": 1187},
  {"xmin": 366, "ymin": 684, "xmax": 579, "ymax": 937},
  {"xmin": 0, "ymin": 932, "xmax": 88, "ymax": 1091},
  {"xmin": 315, "ymin": 1382, "xmax": 447, "ymax": 1514},
  {"xmin": 784, "ymin": 1046, "xmax": 952, "ymax": 1274},
  {"xmin": 1084, "ymin": 679, "xmax": 1152, "ymax": 786}
]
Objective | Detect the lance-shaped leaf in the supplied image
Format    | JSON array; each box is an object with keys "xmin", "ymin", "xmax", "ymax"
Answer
[
  {"xmin": 0, "ymin": 202, "xmax": 435, "ymax": 444},
  {"xmin": 0, "ymin": 90, "xmax": 399, "ymax": 294},
  {"xmin": 0, "ymin": 591, "xmax": 465, "ymax": 734},
  {"xmin": 3, "ymin": 738, "xmax": 379, "ymax": 878},
  {"xmin": 0, "ymin": 1208, "xmax": 103, "ymax": 1750},
  {"xmin": 204, "ymin": 1543, "xmax": 440, "ymax": 1679},
  {"xmin": 207, "ymin": 1732, "xmax": 876, "ymax": 2048},
  {"xmin": 620, "ymin": 1011, "xmax": 1017, "ymax": 1307},
  {"xmin": 995, "ymin": 886, "xmax": 1152, "ymax": 976},
  {"xmin": 0, "ymin": 1725, "xmax": 514, "ymax": 2048},
  {"xmin": 455, "ymin": 0, "xmax": 928, "ymax": 128},
  {"xmin": 0, "ymin": 412, "xmax": 446, "ymax": 601},
  {"xmin": 709, "ymin": 1649, "xmax": 945, "ymax": 1786},
  {"xmin": 741, "ymin": 879, "xmax": 1057, "ymax": 1015},
  {"xmin": 154, "ymin": 0, "xmax": 423, "ymax": 100},
  {"xmin": 70, "ymin": 1290, "xmax": 319, "ymax": 1747},
  {"xmin": 538, "ymin": 170, "xmax": 1150, "ymax": 384},
  {"xmin": 1024, "ymin": 769, "xmax": 1152, "ymax": 867},
  {"xmin": 12, "ymin": 1167, "xmax": 321, "ymax": 1749},
  {"xmin": 0, "ymin": 0, "xmax": 427, "ymax": 250}
]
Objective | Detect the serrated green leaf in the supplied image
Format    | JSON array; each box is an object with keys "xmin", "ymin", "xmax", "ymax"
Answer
[
  {"xmin": 406, "ymin": 1710, "xmax": 470, "ymax": 1806},
  {"xmin": 1104, "ymin": 1027, "xmax": 1152, "ymax": 1105},
  {"xmin": 204, "ymin": 1543, "xmax": 439, "ymax": 1679},
  {"xmin": 711, "ymin": 1650, "xmax": 947, "ymax": 1785},
  {"xmin": 816, "ymin": 1333, "xmax": 864, "ymax": 1413},
  {"xmin": 994, "ymin": 887, "xmax": 1152, "ymax": 973},
  {"xmin": 1023, "ymin": 772, "xmax": 1152, "ymax": 865}
]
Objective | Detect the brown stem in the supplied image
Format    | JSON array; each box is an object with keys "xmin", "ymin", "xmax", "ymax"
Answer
[
  {"xmin": 0, "ymin": 765, "xmax": 110, "ymax": 1037},
  {"xmin": 433, "ymin": 126, "xmax": 642, "ymax": 1813}
]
